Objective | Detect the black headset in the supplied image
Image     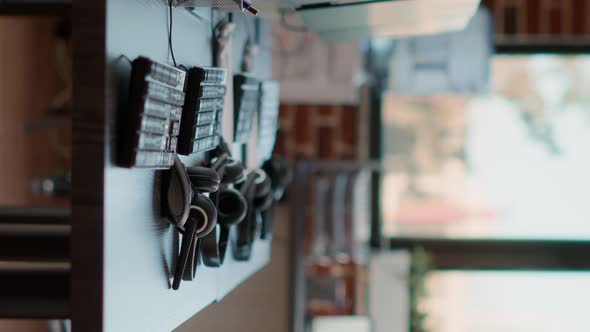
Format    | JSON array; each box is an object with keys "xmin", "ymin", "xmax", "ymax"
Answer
[
  {"xmin": 201, "ymin": 176, "xmax": 253, "ymax": 267},
  {"xmin": 263, "ymin": 156, "xmax": 293, "ymax": 202},
  {"xmin": 186, "ymin": 166, "xmax": 220, "ymax": 193},
  {"xmin": 180, "ymin": 193, "xmax": 218, "ymax": 282},
  {"xmin": 163, "ymin": 156, "xmax": 219, "ymax": 290},
  {"xmin": 233, "ymin": 168, "xmax": 274, "ymax": 261},
  {"xmin": 199, "ymin": 146, "xmax": 251, "ymax": 267},
  {"xmin": 259, "ymin": 156, "xmax": 293, "ymax": 239},
  {"xmin": 253, "ymin": 168, "xmax": 274, "ymax": 239}
]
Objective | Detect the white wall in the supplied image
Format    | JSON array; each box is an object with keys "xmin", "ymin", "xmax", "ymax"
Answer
[{"xmin": 369, "ymin": 251, "xmax": 410, "ymax": 332}]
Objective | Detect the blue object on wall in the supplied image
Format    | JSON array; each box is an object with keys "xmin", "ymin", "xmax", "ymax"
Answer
[{"xmin": 391, "ymin": 7, "xmax": 494, "ymax": 96}]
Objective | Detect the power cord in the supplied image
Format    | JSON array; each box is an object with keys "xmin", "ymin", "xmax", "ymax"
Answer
[
  {"xmin": 168, "ymin": 0, "xmax": 178, "ymax": 67},
  {"xmin": 119, "ymin": 55, "xmax": 133, "ymax": 64}
]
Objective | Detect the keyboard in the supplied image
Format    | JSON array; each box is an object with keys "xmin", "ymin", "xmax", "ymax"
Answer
[
  {"xmin": 233, "ymin": 74, "xmax": 260, "ymax": 144},
  {"xmin": 177, "ymin": 66, "xmax": 227, "ymax": 155},
  {"xmin": 257, "ymin": 80, "xmax": 280, "ymax": 164},
  {"xmin": 120, "ymin": 57, "xmax": 186, "ymax": 168}
]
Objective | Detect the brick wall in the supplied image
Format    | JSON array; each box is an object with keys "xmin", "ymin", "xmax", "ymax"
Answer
[
  {"xmin": 273, "ymin": 103, "xmax": 366, "ymax": 319},
  {"xmin": 483, "ymin": 0, "xmax": 590, "ymax": 39},
  {"xmin": 274, "ymin": 104, "xmax": 359, "ymax": 161}
]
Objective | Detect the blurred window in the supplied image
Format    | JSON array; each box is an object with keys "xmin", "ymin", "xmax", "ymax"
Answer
[
  {"xmin": 423, "ymin": 271, "xmax": 590, "ymax": 332},
  {"xmin": 381, "ymin": 55, "xmax": 590, "ymax": 240}
]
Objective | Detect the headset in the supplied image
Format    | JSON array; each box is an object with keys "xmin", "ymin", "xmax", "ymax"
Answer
[
  {"xmin": 233, "ymin": 168, "xmax": 273, "ymax": 261},
  {"xmin": 259, "ymin": 156, "xmax": 293, "ymax": 239},
  {"xmin": 162, "ymin": 156, "xmax": 219, "ymax": 290},
  {"xmin": 198, "ymin": 140, "xmax": 258, "ymax": 267},
  {"xmin": 201, "ymin": 175, "xmax": 254, "ymax": 267},
  {"xmin": 263, "ymin": 156, "xmax": 293, "ymax": 202}
]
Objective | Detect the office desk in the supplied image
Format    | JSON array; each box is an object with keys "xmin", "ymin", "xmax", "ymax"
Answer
[{"xmin": 73, "ymin": 2, "xmax": 272, "ymax": 331}]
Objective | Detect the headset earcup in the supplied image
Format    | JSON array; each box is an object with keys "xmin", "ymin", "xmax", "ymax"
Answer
[
  {"xmin": 215, "ymin": 185, "xmax": 248, "ymax": 226},
  {"xmin": 222, "ymin": 159, "xmax": 245, "ymax": 183},
  {"xmin": 190, "ymin": 193, "xmax": 218, "ymax": 237},
  {"xmin": 253, "ymin": 169, "xmax": 272, "ymax": 199},
  {"xmin": 208, "ymin": 153, "xmax": 229, "ymax": 180},
  {"xmin": 164, "ymin": 156, "xmax": 192, "ymax": 228},
  {"xmin": 181, "ymin": 194, "xmax": 218, "ymax": 280},
  {"xmin": 186, "ymin": 166, "xmax": 221, "ymax": 193}
]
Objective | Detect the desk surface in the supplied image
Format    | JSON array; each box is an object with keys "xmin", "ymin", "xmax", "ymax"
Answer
[{"xmin": 73, "ymin": 2, "xmax": 272, "ymax": 331}]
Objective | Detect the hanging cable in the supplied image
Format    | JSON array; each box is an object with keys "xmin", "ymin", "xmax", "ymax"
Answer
[
  {"xmin": 119, "ymin": 55, "xmax": 133, "ymax": 64},
  {"xmin": 210, "ymin": 8, "xmax": 215, "ymax": 36},
  {"xmin": 168, "ymin": 0, "xmax": 178, "ymax": 67}
]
